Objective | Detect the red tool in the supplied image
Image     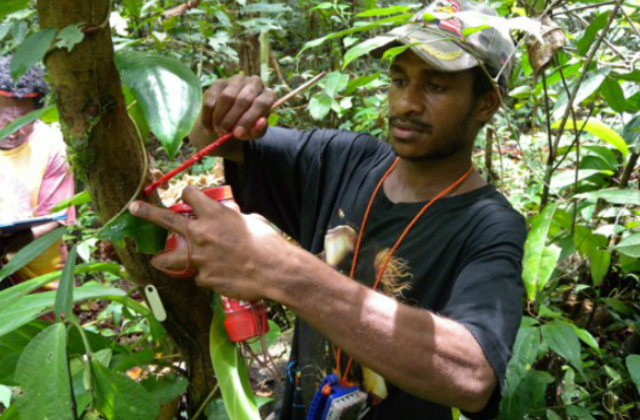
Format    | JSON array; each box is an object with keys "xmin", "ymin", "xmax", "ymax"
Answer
[{"xmin": 143, "ymin": 72, "xmax": 327, "ymax": 197}]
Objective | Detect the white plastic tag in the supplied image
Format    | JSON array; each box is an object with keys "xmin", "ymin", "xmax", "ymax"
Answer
[{"xmin": 144, "ymin": 285, "xmax": 167, "ymax": 322}]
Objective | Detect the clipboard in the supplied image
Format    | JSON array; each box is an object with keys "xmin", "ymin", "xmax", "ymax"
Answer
[{"xmin": 0, "ymin": 214, "xmax": 67, "ymax": 235}]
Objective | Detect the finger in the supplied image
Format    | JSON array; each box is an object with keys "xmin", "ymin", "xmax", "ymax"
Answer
[
  {"xmin": 129, "ymin": 201, "xmax": 188, "ymax": 235},
  {"xmin": 201, "ymin": 81, "xmax": 227, "ymax": 134},
  {"xmin": 181, "ymin": 186, "xmax": 222, "ymax": 218},
  {"xmin": 234, "ymin": 89, "xmax": 276, "ymax": 139},
  {"xmin": 219, "ymin": 78, "xmax": 264, "ymax": 136},
  {"xmin": 151, "ymin": 249, "xmax": 190, "ymax": 272},
  {"xmin": 212, "ymin": 75, "xmax": 246, "ymax": 134},
  {"xmin": 247, "ymin": 117, "xmax": 269, "ymax": 139}
]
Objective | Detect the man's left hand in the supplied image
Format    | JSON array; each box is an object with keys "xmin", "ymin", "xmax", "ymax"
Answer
[{"xmin": 129, "ymin": 187, "xmax": 287, "ymax": 301}]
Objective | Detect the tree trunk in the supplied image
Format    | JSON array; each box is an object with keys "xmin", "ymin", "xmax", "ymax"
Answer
[{"xmin": 37, "ymin": 0, "xmax": 216, "ymax": 413}]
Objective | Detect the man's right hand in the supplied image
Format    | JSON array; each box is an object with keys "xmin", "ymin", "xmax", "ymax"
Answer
[{"xmin": 201, "ymin": 75, "xmax": 277, "ymax": 141}]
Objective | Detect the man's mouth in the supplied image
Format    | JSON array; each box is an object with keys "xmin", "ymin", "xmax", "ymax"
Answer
[{"xmin": 389, "ymin": 117, "xmax": 432, "ymax": 141}]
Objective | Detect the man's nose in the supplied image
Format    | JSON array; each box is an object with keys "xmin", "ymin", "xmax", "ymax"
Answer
[{"xmin": 394, "ymin": 84, "xmax": 425, "ymax": 115}]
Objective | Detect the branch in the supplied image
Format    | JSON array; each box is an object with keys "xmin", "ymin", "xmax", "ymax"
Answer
[
  {"xmin": 620, "ymin": 140, "xmax": 640, "ymax": 188},
  {"xmin": 164, "ymin": 0, "xmax": 202, "ymax": 18},
  {"xmin": 554, "ymin": 0, "xmax": 616, "ymax": 16}
]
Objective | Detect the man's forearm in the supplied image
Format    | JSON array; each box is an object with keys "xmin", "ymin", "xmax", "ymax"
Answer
[{"xmin": 265, "ymin": 245, "xmax": 496, "ymax": 413}]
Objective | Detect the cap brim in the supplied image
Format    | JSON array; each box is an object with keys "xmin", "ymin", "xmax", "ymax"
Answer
[{"xmin": 369, "ymin": 25, "xmax": 479, "ymax": 73}]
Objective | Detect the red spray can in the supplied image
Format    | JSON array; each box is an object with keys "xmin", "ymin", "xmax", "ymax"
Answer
[{"xmin": 164, "ymin": 186, "xmax": 270, "ymax": 343}]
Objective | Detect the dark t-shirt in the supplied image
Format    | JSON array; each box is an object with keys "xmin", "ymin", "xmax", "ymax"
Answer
[{"xmin": 225, "ymin": 127, "xmax": 526, "ymax": 420}]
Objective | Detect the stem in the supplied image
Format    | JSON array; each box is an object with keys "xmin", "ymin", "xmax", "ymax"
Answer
[
  {"xmin": 540, "ymin": 70, "xmax": 554, "ymax": 209},
  {"xmin": 619, "ymin": 141, "xmax": 640, "ymax": 188},
  {"xmin": 554, "ymin": 0, "xmax": 615, "ymax": 15},
  {"xmin": 191, "ymin": 384, "xmax": 219, "ymax": 420}
]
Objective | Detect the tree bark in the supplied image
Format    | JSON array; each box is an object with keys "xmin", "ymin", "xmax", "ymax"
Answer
[{"xmin": 37, "ymin": 0, "xmax": 216, "ymax": 413}]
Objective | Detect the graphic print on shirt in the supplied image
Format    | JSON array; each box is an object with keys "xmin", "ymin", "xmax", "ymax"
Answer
[{"xmin": 319, "ymin": 221, "xmax": 415, "ymax": 405}]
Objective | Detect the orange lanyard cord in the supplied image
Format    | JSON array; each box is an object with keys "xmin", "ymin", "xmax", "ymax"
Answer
[{"xmin": 336, "ymin": 159, "xmax": 474, "ymax": 383}]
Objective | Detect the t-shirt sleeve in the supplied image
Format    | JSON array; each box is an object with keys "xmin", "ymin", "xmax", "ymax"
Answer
[
  {"xmin": 35, "ymin": 133, "xmax": 76, "ymax": 225},
  {"xmin": 225, "ymin": 127, "xmax": 388, "ymax": 242},
  {"xmin": 440, "ymin": 205, "xmax": 526, "ymax": 420}
]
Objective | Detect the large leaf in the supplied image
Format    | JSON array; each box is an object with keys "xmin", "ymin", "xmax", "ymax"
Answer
[
  {"xmin": 626, "ymin": 355, "xmax": 640, "ymax": 395},
  {"xmin": 308, "ymin": 93, "xmax": 333, "ymax": 120},
  {"xmin": 99, "ymin": 211, "xmax": 168, "ymax": 255},
  {"xmin": 0, "ymin": 285, "xmax": 126, "ymax": 337},
  {"xmin": 92, "ymin": 360, "xmax": 160, "ymax": 420},
  {"xmin": 210, "ymin": 296, "xmax": 260, "ymax": 420},
  {"xmin": 0, "ymin": 262, "xmax": 121, "ymax": 312},
  {"xmin": 574, "ymin": 226, "xmax": 610, "ymax": 285},
  {"xmin": 356, "ymin": 6, "xmax": 412, "ymax": 17},
  {"xmin": 499, "ymin": 370, "xmax": 553, "ymax": 420},
  {"xmin": 115, "ymin": 51, "xmax": 202, "ymax": 159},
  {"xmin": 550, "ymin": 169, "xmax": 612, "ymax": 191},
  {"xmin": 505, "ymin": 326, "xmax": 541, "ymax": 392},
  {"xmin": 140, "ymin": 374, "xmax": 189, "ymax": 405},
  {"xmin": 541, "ymin": 321, "xmax": 583, "ymax": 377},
  {"xmin": 0, "ymin": 105, "xmax": 55, "ymax": 142},
  {"xmin": 14, "ymin": 324, "xmax": 74, "ymax": 420},
  {"xmin": 576, "ymin": 12, "xmax": 610, "ymax": 55},
  {"xmin": 552, "ymin": 68, "xmax": 609, "ymax": 120},
  {"xmin": 54, "ymin": 245, "xmax": 77, "ymax": 322},
  {"xmin": 612, "ymin": 233, "xmax": 640, "ymax": 258},
  {"xmin": 551, "ymin": 119, "xmax": 629, "ymax": 157},
  {"xmin": 0, "ymin": 227, "xmax": 67, "ymax": 284},
  {"xmin": 10, "ymin": 29, "xmax": 57, "ymax": 81},
  {"xmin": 522, "ymin": 203, "xmax": 558, "ymax": 300},
  {"xmin": 600, "ymin": 77, "xmax": 627, "ymax": 113},
  {"xmin": 577, "ymin": 188, "xmax": 640, "ymax": 206},
  {"xmin": 343, "ymin": 37, "xmax": 392, "ymax": 68},
  {"xmin": 0, "ymin": 0, "xmax": 30, "ymax": 21}
]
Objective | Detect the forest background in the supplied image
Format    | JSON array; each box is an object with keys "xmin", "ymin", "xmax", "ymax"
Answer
[{"xmin": 0, "ymin": 0, "xmax": 639, "ymax": 419}]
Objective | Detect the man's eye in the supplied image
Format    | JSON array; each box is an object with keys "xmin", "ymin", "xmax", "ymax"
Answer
[
  {"xmin": 428, "ymin": 84, "xmax": 445, "ymax": 92},
  {"xmin": 391, "ymin": 78, "xmax": 407, "ymax": 87}
]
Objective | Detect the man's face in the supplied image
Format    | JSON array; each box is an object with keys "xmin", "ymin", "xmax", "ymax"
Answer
[
  {"xmin": 388, "ymin": 50, "xmax": 482, "ymax": 161},
  {"xmin": 0, "ymin": 96, "xmax": 37, "ymax": 150}
]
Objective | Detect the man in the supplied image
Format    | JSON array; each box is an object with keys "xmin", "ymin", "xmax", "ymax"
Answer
[
  {"xmin": 0, "ymin": 57, "xmax": 75, "ymax": 287},
  {"xmin": 131, "ymin": 1, "xmax": 526, "ymax": 419}
]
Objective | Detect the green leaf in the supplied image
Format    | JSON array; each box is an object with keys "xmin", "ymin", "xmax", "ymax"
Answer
[
  {"xmin": 356, "ymin": 6, "xmax": 412, "ymax": 17},
  {"xmin": 10, "ymin": 28, "xmax": 57, "ymax": 81},
  {"xmin": 522, "ymin": 202, "xmax": 558, "ymax": 300},
  {"xmin": 574, "ymin": 226, "xmax": 610, "ymax": 285},
  {"xmin": 576, "ymin": 12, "xmax": 610, "ymax": 55},
  {"xmin": 299, "ymin": 14, "xmax": 413, "ymax": 56},
  {"xmin": 0, "ymin": 262, "xmax": 121, "ymax": 315},
  {"xmin": 499, "ymin": 370, "xmax": 553, "ymax": 420},
  {"xmin": 551, "ymin": 119, "xmax": 629, "ymax": 157},
  {"xmin": 210, "ymin": 296, "xmax": 260, "ymax": 420},
  {"xmin": 140, "ymin": 374, "xmax": 189, "ymax": 405},
  {"xmin": 55, "ymin": 24, "xmax": 85, "ymax": 52},
  {"xmin": 248, "ymin": 320, "xmax": 281, "ymax": 354},
  {"xmin": 92, "ymin": 360, "xmax": 161, "ymax": 420},
  {"xmin": 51, "ymin": 190, "xmax": 92, "ymax": 213},
  {"xmin": 321, "ymin": 72, "xmax": 350, "ymax": 99},
  {"xmin": 242, "ymin": 3, "xmax": 291, "ymax": 14},
  {"xmin": 552, "ymin": 68, "xmax": 609, "ymax": 120},
  {"xmin": 343, "ymin": 37, "xmax": 391, "ymax": 68},
  {"xmin": 577, "ymin": 188, "xmax": 640, "ymax": 206},
  {"xmin": 550, "ymin": 169, "xmax": 612, "ymax": 191},
  {"xmin": 572, "ymin": 326, "xmax": 600, "ymax": 354},
  {"xmin": 626, "ymin": 355, "xmax": 640, "ymax": 395},
  {"xmin": 541, "ymin": 321, "xmax": 583, "ymax": 376},
  {"xmin": 505, "ymin": 327, "xmax": 541, "ymax": 392},
  {"xmin": 14, "ymin": 324, "xmax": 74, "ymax": 420},
  {"xmin": 0, "ymin": 105, "xmax": 55, "ymax": 142},
  {"xmin": 115, "ymin": 51, "xmax": 202, "ymax": 160},
  {"xmin": 0, "ymin": 0, "xmax": 30, "ymax": 21},
  {"xmin": 54, "ymin": 245, "xmax": 77, "ymax": 322},
  {"xmin": 622, "ymin": 115, "xmax": 640, "ymax": 145},
  {"xmin": 345, "ymin": 72, "xmax": 381, "ymax": 95},
  {"xmin": 0, "ymin": 285, "xmax": 126, "ymax": 338},
  {"xmin": 612, "ymin": 233, "xmax": 640, "ymax": 258},
  {"xmin": 308, "ymin": 92, "xmax": 332, "ymax": 120},
  {"xmin": 98, "ymin": 211, "xmax": 168, "ymax": 255},
  {"xmin": 600, "ymin": 78, "xmax": 627, "ymax": 113},
  {"xmin": 0, "ymin": 227, "xmax": 67, "ymax": 284}
]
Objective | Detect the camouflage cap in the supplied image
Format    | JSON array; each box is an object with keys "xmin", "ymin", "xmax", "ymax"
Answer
[{"xmin": 370, "ymin": 0, "xmax": 515, "ymax": 87}]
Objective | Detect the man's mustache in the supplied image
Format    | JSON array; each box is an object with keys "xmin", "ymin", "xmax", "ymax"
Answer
[{"xmin": 389, "ymin": 116, "xmax": 432, "ymax": 132}]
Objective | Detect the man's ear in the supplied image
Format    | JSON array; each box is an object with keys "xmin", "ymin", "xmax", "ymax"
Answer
[{"xmin": 475, "ymin": 87, "xmax": 502, "ymax": 124}]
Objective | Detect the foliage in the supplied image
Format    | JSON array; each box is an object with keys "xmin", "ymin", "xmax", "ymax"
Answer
[{"xmin": 1, "ymin": 0, "xmax": 639, "ymax": 419}]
